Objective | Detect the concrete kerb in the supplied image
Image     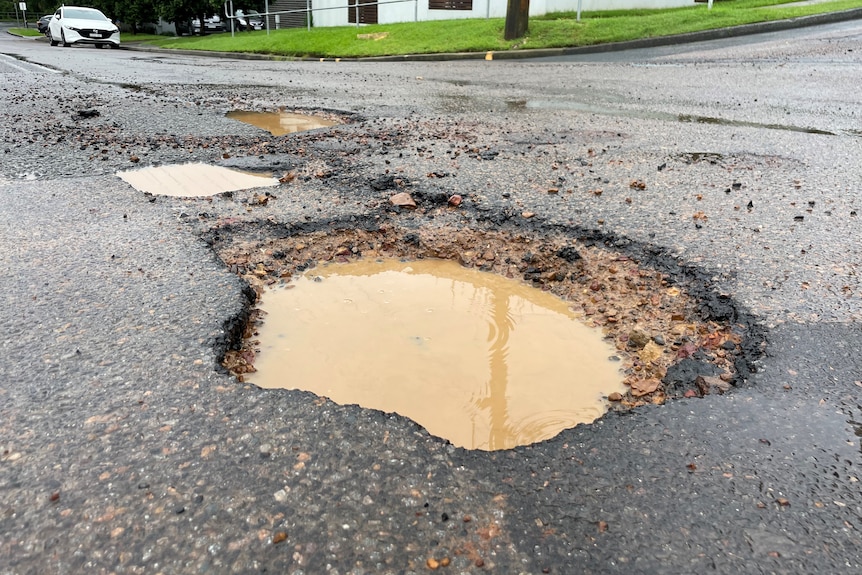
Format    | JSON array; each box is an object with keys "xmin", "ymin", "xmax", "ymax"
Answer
[{"xmin": 71, "ymin": 7, "xmax": 862, "ymax": 62}]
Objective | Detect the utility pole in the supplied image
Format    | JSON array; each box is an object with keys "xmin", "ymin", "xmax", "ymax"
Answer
[{"xmin": 503, "ymin": 0, "xmax": 529, "ymax": 40}]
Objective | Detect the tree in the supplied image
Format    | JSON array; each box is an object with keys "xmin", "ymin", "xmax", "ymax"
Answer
[{"xmin": 92, "ymin": 0, "xmax": 159, "ymax": 34}]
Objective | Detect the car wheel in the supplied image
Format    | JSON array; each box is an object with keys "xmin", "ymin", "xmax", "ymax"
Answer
[
  {"xmin": 109, "ymin": 43, "xmax": 119, "ymax": 49},
  {"xmin": 96, "ymin": 43, "xmax": 105, "ymax": 49},
  {"xmin": 49, "ymin": 33, "xmax": 58, "ymax": 46},
  {"xmin": 61, "ymin": 31, "xmax": 71, "ymax": 47}
]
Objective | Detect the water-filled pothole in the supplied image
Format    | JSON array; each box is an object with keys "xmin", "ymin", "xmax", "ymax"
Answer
[
  {"xmin": 117, "ymin": 162, "xmax": 278, "ymax": 197},
  {"xmin": 225, "ymin": 110, "xmax": 339, "ymax": 136},
  {"xmin": 248, "ymin": 257, "xmax": 625, "ymax": 451},
  {"xmin": 218, "ymin": 226, "xmax": 747, "ymax": 449}
]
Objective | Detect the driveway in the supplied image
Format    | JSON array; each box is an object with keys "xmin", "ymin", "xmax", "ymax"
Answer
[{"xmin": 2, "ymin": 20, "xmax": 862, "ymax": 574}]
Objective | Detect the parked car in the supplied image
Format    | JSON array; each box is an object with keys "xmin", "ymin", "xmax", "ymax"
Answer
[
  {"xmin": 192, "ymin": 15, "xmax": 225, "ymax": 33},
  {"xmin": 245, "ymin": 10, "xmax": 265, "ymax": 30},
  {"xmin": 37, "ymin": 14, "xmax": 53, "ymax": 35},
  {"xmin": 234, "ymin": 9, "xmax": 264, "ymax": 31},
  {"xmin": 47, "ymin": 6, "xmax": 120, "ymax": 48}
]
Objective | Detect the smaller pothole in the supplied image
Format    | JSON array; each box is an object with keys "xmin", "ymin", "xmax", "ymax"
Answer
[
  {"xmin": 117, "ymin": 162, "xmax": 278, "ymax": 197},
  {"xmin": 225, "ymin": 110, "xmax": 339, "ymax": 136}
]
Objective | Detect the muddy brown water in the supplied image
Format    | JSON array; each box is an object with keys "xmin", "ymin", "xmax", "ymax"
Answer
[
  {"xmin": 225, "ymin": 111, "xmax": 338, "ymax": 136},
  {"xmin": 248, "ymin": 258, "xmax": 625, "ymax": 451}
]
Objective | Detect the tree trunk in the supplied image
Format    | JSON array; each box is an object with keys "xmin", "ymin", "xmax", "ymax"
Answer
[{"xmin": 504, "ymin": 0, "xmax": 529, "ymax": 40}]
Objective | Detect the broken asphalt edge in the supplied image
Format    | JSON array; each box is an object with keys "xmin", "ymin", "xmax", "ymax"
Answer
[{"xmin": 116, "ymin": 7, "xmax": 862, "ymax": 62}]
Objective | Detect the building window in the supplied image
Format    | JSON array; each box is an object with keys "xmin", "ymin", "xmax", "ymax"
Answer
[
  {"xmin": 348, "ymin": 0, "xmax": 379, "ymax": 23},
  {"xmin": 429, "ymin": 0, "xmax": 472, "ymax": 10}
]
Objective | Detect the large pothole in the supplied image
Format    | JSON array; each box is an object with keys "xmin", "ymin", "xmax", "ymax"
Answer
[{"xmin": 213, "ymin": 222, "xmax": 758, "ymax": 449}]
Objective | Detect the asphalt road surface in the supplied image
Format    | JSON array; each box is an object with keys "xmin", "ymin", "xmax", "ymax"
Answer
[{"xmin": 2, "ymin": 20, "xmax": 862, "ymax": 574}]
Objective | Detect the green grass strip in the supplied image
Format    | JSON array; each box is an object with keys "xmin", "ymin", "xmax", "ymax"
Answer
[{"xmin": 16, "ymin": 0, "xmax": 862, "ymax": 57}]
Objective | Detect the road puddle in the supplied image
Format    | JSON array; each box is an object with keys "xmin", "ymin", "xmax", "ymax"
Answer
[
  {"xmin": 225, "ymin": 110, "xmax": 338, "ymax": 136},
  {"xmin": 117, "ymin": 163, "xmax": 278, "ymax": 197},
  {"xmin": 504, "ymin": 99, "xmax": 844, "ymax": 136},
  {"xmin": 248, "ymin": 258, "xmax": 624, "ymax": 451}
]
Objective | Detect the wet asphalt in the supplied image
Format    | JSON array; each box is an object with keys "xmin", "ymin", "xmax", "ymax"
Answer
[{"xmin": 2, "ymin": 17, "xmax": 862, "ymax": 575}]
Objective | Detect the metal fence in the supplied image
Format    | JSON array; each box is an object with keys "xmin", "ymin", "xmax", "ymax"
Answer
[
  {"xmin": 222, "ymin": 0, "xmax": 419, "ymax": 35},
  {"xmin": 2, "ymin": 8, "xmax": 34, "ymax": 27}
]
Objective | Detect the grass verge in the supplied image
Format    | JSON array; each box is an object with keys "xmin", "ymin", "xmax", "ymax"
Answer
[{"xmin": 9, "ymin": 28, "xmax": 43, "ymax": 37}]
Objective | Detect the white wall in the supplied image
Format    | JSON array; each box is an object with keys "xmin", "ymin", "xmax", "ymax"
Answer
[
  {"xmin": 543, "ymin": 0, "xmax": 692, "ymax": 11},
  {"xmin": 312, "ymin": 0, "xmax": 695, "ymax": 27}
]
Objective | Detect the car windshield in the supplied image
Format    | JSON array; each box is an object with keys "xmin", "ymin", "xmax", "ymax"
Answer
[{"xmin": 64, "ymin": 8, "xmax": 108, "ymax": 20}]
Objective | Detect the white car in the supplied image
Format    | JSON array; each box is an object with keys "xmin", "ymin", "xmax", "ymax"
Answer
[{"xmin": 48, "ymin": 6, "xmax": 120, "ymax": 49}]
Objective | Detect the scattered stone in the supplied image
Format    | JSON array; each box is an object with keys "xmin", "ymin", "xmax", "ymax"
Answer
[
  {"xmin": 628, "ymin": 329, "xmax": 651, "ymax": 349},
  {"xmin": 521, "ymin": 211, "xmax": 535, "ymax": 218},
  {"xmin": 556, "ymin": 246, "xmax": 582, "ymax": 263},
  {"xmin": 608, "ymin": 392, "xmax": 623, "ymax": 402},
  {"xmin": 427, "ymin": 557, "xmax": 440, "ymax": 570},
  {"xmin": 696, "ymin": 375, "xmax": 731, "ymax": 395},
  {"xmin": 638, "ymin": 341, "xmax": 663, "ymax": 363},
  {"xmin": 630, "ymin": 378, "xmax": 661, "ymax": 397},
  {"xmin": 390, "ymin": 192, "xmax": 417, "ymax": 209},
  {"xmin": 272, "ymin": 531, "xmax": 288, "ymax": 544},
  {"xmin": 448, "ymin": 194, "xmax": 462, "ymax": 207}
]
